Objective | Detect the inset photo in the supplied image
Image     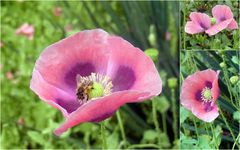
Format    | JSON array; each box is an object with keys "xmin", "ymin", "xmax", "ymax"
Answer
[
  {"xmin": 180, "ymin": 50, "xmax": 240, "ymax": 149},
  {"xmin": 1, "ymin": 1, "xmax": 179, "ymax": 149},
  {"xmin": 181, "ymin": 1, "xmax": 240, "ymax": 50}
]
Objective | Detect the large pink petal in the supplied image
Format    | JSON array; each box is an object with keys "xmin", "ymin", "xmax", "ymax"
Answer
[
  {"xmin": 105, "ymin": 35, "xmax": 162, "ymax": 96},
  {"xmin": 34, "ymin": 29, "xmax": 112, "ymax": 95},
  {"xmin": 211, "ymin": 70, "xmax": 220, "ymax": 103},
  {"xmin": 190, "ymin": 12, "xmax": 211, "ymax": 29},
  {"xmin": 205, "ymin": 19, "xmax": 232, "ymax": 36},
  {"xmin": 30, "ymin": 69, "xmax": 79, "ymax": 117},
  {"xmin": 185, "ymin": 21, "xmax": 205, "ymax": 34},
  {"xmin": 54, "ymin": 91, "xmax": 150, "ymax": 135},
  {"xmin": 212, "ymin": 5, "xmax": 233, "ymax": 22},
  {"xmin": 192, "ymin": 103, "xmax": 219, "ymax": 122},
  {"xmin": 227, "ymin": 19, "xmax": 238, "ymax": 30},
  {"xmin": 180, "ymin": 71, "xmax": 205, "ymax": 110}
]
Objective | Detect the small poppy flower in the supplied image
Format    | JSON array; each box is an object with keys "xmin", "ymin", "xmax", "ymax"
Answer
[
  {"xmin": 30, "ymin": 29, "xmax": 162, "ymax": 135},
  {"xmin": 0, "ymin": 41, "xmax": 3, "ymax": 48},
  {"xmin": 53, "ymin": 7, "xmax": 62, "ymax": 17},
  {"xmin": 17, "ymin": 117, "xmax": 25, "ymax": 125},
  {"xmin": 206, "ymin": 5, "xmax": 238, "ymax": 36},
  {"xmin": 64, "ymin": 24, "xmax": 73, "ymax": 33},
  {"xmin": 16, "ymin": 23, "xmax": 34, "ymax": 40},
  {"xmin": 180, "ymin": 69, "xmax": 220, "ymax": 122},
  {"xmin": 185, "ymin": 12, "xmax": 211, "ymax": 34},
  {"xmin": 165, "ymin": 31, "xmax": 171, "ymax": 41},
  {"xmin": 6, "ymin": 71, "xmax": 14, "ymax": 80}
]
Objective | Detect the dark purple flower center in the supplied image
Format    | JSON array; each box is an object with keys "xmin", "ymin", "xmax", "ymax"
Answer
[
  {"xmin": 112, "ymin": 66, "xmax": 136, "ymax": 91},
  {"xmin": 205, "ymin": 81, "xmax": 212, "ymax": 88},
  {"xmin": 199, "ymin": 22, "xmax": 208, "ymax": 30},
  {"xmin": 195, "ymin": 81, "xmax": 214, "ymax": 112},
  {"xmin": 64, "ymin": 62, "xmax": 95, "ymax": 89},
  {"xmin": 204, "ymin": 102, "xmax": 213, "ymax": 112},
  {"xmin": 195, "ymin": 90, "xmax": 202, "ymax": 101},
  {"xmin": 220, "ymin": 17, "xmax": 226, "ymax": 21},
  {"xmin": 55, "ymin": 98, "xmax": 80, "ymax": 113}
]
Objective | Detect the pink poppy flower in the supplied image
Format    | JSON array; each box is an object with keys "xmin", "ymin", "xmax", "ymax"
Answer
[
  {"xmin": 180, "ymin": 69, "xmax": 220, "ymax": 122},
  {"xmin": 185, "ymin": 12, "xmax": 211, "ymax": 34},
  {"xmin": 53, "ymin": 7, "xmax": 62, "ymax": 17},
  {"xmin": 206, "ymin": 5, "xmax": 238, "ymax": 36},
  {"xmin": 16, "ymin": 23, "xmax": 34, "ymax": 40},
  {"xmin": 6, "ymin": 71, "xmax": 14, "ymax": 80},
  {"xmin": 30, "ymin": 29, "xmax": 162, "ymax": 135}
]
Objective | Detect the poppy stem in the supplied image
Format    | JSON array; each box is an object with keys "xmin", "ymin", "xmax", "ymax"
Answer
[
  {"xmin": 210, "ymin": 124, "xmax": 218, "ymax": 149},
  {"xmin": 100, "ymin": 121, "xmax": 108, "ymax": 149},
  {"xmin": 219, "ymin": 108, "xmax": 236, "ymax": 142},
  {"xmin": 161, "ymin": 112, "xmax": 167, "ymax": 134},
  {"xmin": 152, "ymin": 98, "xmax": 161, "ymax": 145},
  {"xmin": 192, "ymin": 117, "xmax": 199, "ymax": 140},
  {"xmin": 116, "ymin": 110, "xmax": 127, "ymax": 148},
  {"xmin": 221, "ymin": 55, "xmax": 234, "ymax": 105},
  {"xmin": 183, "ymin": 4, "xmax": 186, "ymax": 50},
  {"xmin": 189, "ymin": 52, "xmax": 197, "ymax": 71},
  {"xmin": 232, "ymin": 133, "xmax": 240, "ymax": 150},
  {"xmin": 204, "ymin": 123, "xmax": 210, "ymax": 136},
  {"xmin": 171, "ymin": 88, "xmax": 178, "ymax": 140}
]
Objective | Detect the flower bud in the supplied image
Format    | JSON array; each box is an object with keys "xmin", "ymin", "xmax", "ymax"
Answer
[
  {"xmin": 168, "ymin": 77, "xmax": 178, "ymax": 88},
  {"xmin": 148, "ymin": 25, "xmax": 157, "ymax": 47},
  {"xmin": 211, "ymin": 17, "xmax": 216, "ymax": 24},
  {"xmin": 230, "ymin": 76, "xmax": 239, "ymax": 85},
  {"xmin": 220, "ymin": 62, "xmax": 226, "ymax": 68},
  {"xmin": 144, "ymin": 48, "xmax": 159, "ymax": 62}
]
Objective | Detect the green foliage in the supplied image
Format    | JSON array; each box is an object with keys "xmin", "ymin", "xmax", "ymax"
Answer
[
  {"xmin": 180, "ymin": 106, "xmax": 190, "ymax": 124},
  {"xmin": 233, "ymin": 111, "xmax": 240, "ymax": 123},
  {"xmin": 1, "ymin": 1, "xmax": 179, "ymax": 149},
  {"xmin": 155, "ymin": 96, "xmax": 170, "ymax": 114}
]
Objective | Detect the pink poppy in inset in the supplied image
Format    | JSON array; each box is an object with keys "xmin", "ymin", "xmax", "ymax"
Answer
[
  {"xmin": 185, "ymin": 12, "xmax": 211, "ymax": 34},
  {"xmin": 16, "ymin": 23, "xmax": 34, "ymax": 40},
  {"xmin": 180, "ymin": 69, "xmax": 220, "ymax": 122},
  {"xmin": 30, "ymin": 29, "xmax": 162, "ymax": 135},
  {"xmin": 206, "ymin": 5, "xmax": 238, "ymax": 36},
  {"xmin": 53, "ymin": 7, "xmax": 62, "ymax": 17}
]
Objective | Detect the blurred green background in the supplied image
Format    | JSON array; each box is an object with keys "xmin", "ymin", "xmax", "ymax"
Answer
[{"xmin": 1, "ymin": 1, "xmax": 179, "ymax": 149}]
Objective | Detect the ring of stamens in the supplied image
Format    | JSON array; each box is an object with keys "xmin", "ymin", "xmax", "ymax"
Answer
[
  {"xmin": 76, "ymin": 73, "xmax": 113, "ymax": 104},
  {"xmin": 201, "ymin": 87, "xmax": 212, "ymax": 102}
]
